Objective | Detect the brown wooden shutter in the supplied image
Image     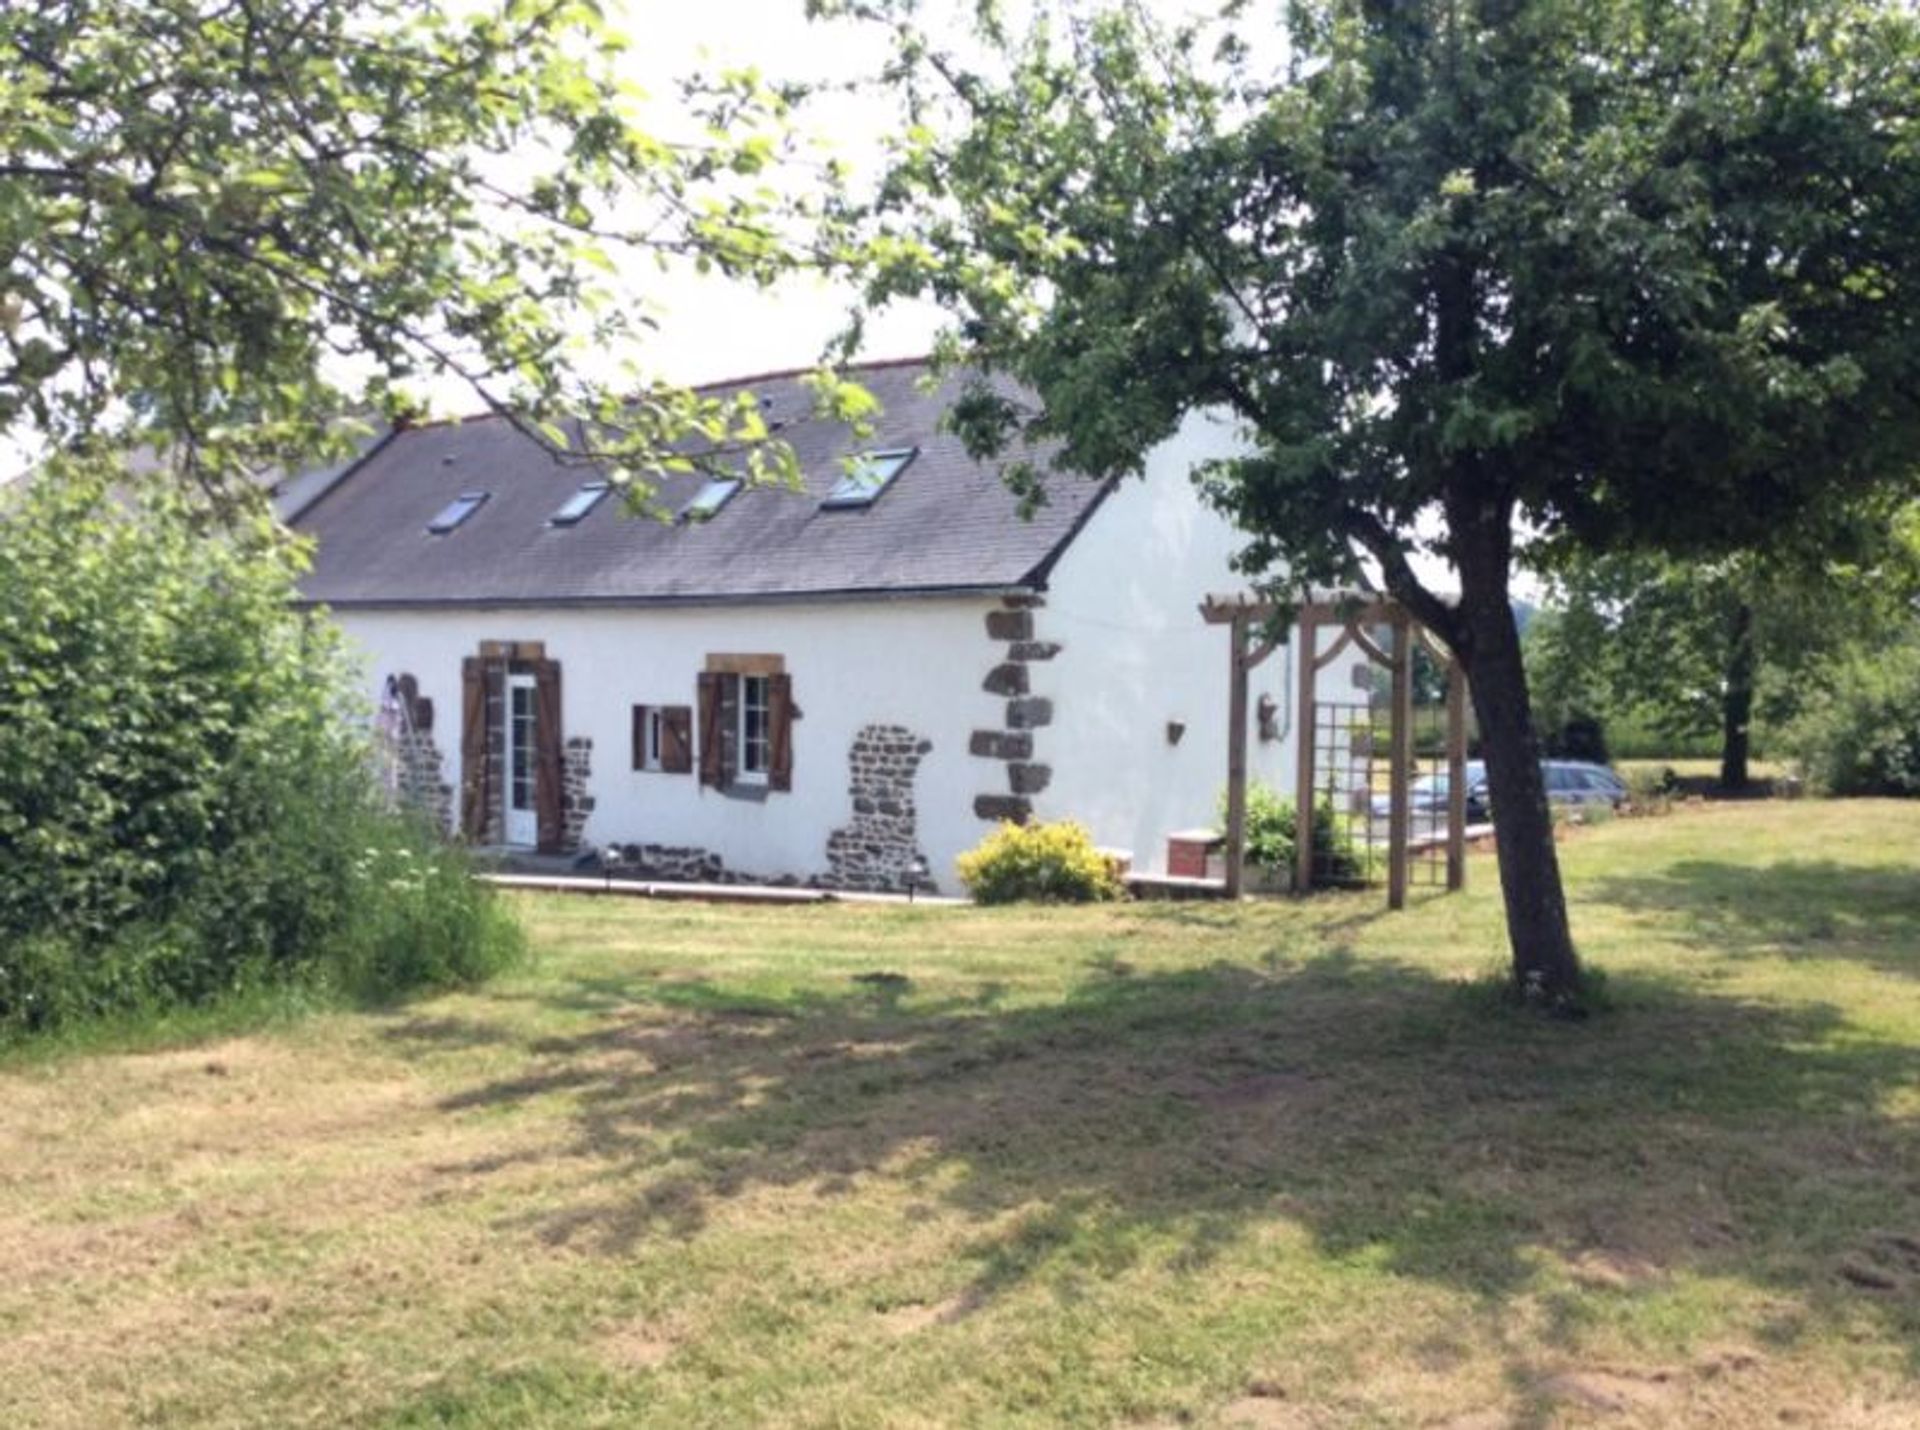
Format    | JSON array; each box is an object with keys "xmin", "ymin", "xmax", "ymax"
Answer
[
  {"xmin": 697, "ymin": 672, "xmax": 724, "ymax": 787},
  {"xmin": 767, "ymin": 673, "xmax": 794, "ymax": 792},
  {"xmin": 662, "ymin": 706, "xmax": 694, "ymax": 774},
  {"xmin": 458, "ymin": 657, "xmax": 488, "ymax": 840},
  {"xmin": 533, "ymin": 660, "xmax": 564, "ymax": 852},
  {"xmin": 631, "ymin": 704, "xmax": 650, "ymax": 771}
]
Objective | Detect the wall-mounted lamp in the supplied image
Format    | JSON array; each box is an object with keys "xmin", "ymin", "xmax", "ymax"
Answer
[
  {"xmin": 1166, "ymin": 719, "xmax": 1186, "ymax": 746},
  {"xmin": 1256, "ymin": 694, "xmax": 1280, "ymax": 742}
]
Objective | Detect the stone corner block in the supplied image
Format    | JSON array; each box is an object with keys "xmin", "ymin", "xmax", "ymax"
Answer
[
  {"xmin": 985, "ymin": 609, "xmax": 1034, "ymax": 641},
  {"xmin": 973, "ymin": 793, "xmax": 1033, "ymax": 823},
  {"xmin": 982, "ymin": 662, "xmax": 1031, "ymax": 697},
  {"xmin": 1008, "ymin": 762, "xmax": 1052, "ymax": 795},
  {"xmin": 1009, "ymin": 640, "xmax": 1062, "ymax": 662},
  {"xmin": 1006, "ymin": 696, "xmax": 1054, "ymax": 730},
  {"xmin": 969, "ymin": 729, "xmax": 1034, "ymax": 761}
]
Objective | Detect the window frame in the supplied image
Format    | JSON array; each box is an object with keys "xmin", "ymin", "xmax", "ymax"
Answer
[
  {"xmin": 682, "ymin": 477, "xmax": 742, "ymax": 521},
  {"xmin": 820, "ymin": 447, "xmax": 916, "ymax": 510},
  {"xmin": 549, "ymin": 479, "xmax": 610, "ymax": 527},
  {"xmin": 636, "ymin": 705, "xmax": 665, "ymax": 772},
  {"xmin": 736, "ymin": 673, "xmax": 771, "ymax": 785},
  {"xmin": 426, "ymin": 490, "xmax": 488, "ymax": 534}
]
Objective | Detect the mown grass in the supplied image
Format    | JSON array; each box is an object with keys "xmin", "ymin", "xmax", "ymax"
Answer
[{"xmin": 4, "ymin": 801, "xmax": 1920, "ymax": 1427}]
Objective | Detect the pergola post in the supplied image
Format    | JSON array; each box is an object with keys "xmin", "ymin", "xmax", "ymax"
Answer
[
  {"xmin": 1223, "ymin": 611, "xmax": 1249, "ymax": 899},
  {"xmin": 1387, "ymin": 610, "xmax": 1413, "ymax": 910},
  {"xmin": 1293, "ymin": 605, "xmax": 1319, "ymax": 896},
  {"xmin": 1446, "ymin": 662, "xmax": 1469, "ymax": 891}
]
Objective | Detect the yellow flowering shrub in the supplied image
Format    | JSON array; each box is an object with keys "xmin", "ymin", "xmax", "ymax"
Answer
[{"xmin": 955, "ymin": 819, "xmax": 1125, "ymax": 904}]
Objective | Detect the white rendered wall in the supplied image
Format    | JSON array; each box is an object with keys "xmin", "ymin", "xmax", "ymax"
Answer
[
  {"xmin": 329, "ymin": 597, "xmax": 1008, "ymax": 889},
  {"xmin": 1031, "ymin": 410, "xmax": 1370, "ymax": 872}
]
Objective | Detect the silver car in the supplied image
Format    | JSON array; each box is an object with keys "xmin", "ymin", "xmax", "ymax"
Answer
[{"xmin": 1371, "ymin": 759, "xmax": 1624, "ymax": 828}]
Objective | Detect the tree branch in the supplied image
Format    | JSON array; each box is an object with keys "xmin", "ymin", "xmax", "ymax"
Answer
[{"xmin": 1339, "ymin": 505, "xmax": 1465, "ymax": 655}]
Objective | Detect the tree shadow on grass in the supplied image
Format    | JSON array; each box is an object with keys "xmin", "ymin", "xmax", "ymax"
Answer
[
  {"xmin": 401, "ymin": 937, "xmax": 1920, "ymax": 1387},
  {"xmin": 1587, "ymin": 858, "xmax": 1920, "ymax": 977}
]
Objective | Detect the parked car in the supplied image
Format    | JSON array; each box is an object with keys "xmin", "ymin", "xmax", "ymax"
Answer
[{"xmin": 1369, "ymin": 759, "xmax": 1624, "ymax": 828}]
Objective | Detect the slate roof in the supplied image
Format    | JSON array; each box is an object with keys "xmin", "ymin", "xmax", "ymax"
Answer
[{"xmin": 291, "ymin": 359, "xmax": 1112, "ymax": 608}]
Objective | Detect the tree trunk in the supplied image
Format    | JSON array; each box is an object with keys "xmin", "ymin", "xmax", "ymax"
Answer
[
  {"xmin": 1719, "ymin": 601, "xmax": 1755, "ymax": 792},
  {"xmin": 1458, "ymin": 589, "xmax": 1585, "ymax": 1010}
]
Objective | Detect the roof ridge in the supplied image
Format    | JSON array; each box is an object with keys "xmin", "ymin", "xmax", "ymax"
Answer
[
  {"xmin": 689, "ymin": 353, "xmax": 931, "ymax": 394},
  {"xmin": 391, "ymin": 356, "xmax": 936, "ymax": 432}
]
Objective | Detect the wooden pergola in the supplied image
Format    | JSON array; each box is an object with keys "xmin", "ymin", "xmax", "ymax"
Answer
[{"xmin": 1201, "ymin": 593, "xmax": 1471, "ymax": 908}]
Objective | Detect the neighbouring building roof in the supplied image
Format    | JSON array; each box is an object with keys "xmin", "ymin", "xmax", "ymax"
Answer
[{"xmin": 291, "ymin": 359, "xmax": 1112, "ymax": 608}]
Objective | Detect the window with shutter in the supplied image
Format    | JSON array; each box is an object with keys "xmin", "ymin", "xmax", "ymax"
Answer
[
  {"xmin": 698, "ymin": 657, "xmax": 794, "ymax": 794},
  {"xmin": 633, "ymin": 703, "xmax": 694, "ymax": 774}
]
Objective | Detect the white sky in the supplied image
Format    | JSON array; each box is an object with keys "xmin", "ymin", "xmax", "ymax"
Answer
[{"xmin": 607, "ymin": 0, "xmax": 943, "ymax": 387}]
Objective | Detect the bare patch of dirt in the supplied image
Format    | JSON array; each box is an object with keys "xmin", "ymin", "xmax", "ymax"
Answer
[
  {"xmin": 598, "ymin": 1322, "xmax": 678, "ymax": 1371},
  {"xmin": 877, "ymin": 1290, "xmax": 984, "ymax": 1335},
  {"xmin": 1565, "ymin": 1248, "xmax": 1662, "ymax": 1291},
  {"xmin": 1537, "ymin": 1366, "xmax": 1680, "ymax": 1414},
  {"xmin": 1838, "ymin": 1231, "xmax": 1920, "ymax": 1293},
  {"xmin": 1185, "ymin": 1071, "xmax": 1321, "ymax": 1111},
  {"xmin": 1219, "ymin": 1381, "xmax": 1315, "ymax": 1428}
]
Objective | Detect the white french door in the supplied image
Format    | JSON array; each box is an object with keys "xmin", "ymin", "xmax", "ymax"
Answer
[{"xmin": 504, "ymin": 673, "xmax": 538, "ymax": 848}]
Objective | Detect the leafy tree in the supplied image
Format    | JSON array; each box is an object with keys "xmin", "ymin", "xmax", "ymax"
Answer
[
  {"xmin": 1527, "ymin": 530, "xmax": 1920, "ymax": 788},
  {"xmin": 1, "ymin": 0, "xmax": 860, "ymax": 495},
  {"xmin": 839, "ymin": 0, "xmax": 1920, "ymax": 1007}
]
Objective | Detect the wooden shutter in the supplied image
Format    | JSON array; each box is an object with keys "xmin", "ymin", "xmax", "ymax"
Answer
[
  {"xmin": 662, "ymin": 706, "xmax": 694, "ymax": 774},
  {"xmin": 631, "ymin": 704, "xmax": 650, "ymax": 771},
  {"xmin": 697, "ymin": 672, "xmax": 724, "ymax": 787},
  {"xmin": 458, "ymin": 657, "xmax": 488, "ymax": 840},
  {"xmin": 533, "ymin": 660, "xmax": 565, "ymax": 852},
  {"xmin": 768, "ymin": 673, "xmax": 794, "ymax": 792}
]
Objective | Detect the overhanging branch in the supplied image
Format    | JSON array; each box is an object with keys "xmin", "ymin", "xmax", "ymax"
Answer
[{"xmin": 1340, "ymin": 506, "xmax": 1465, "ymax": 655}]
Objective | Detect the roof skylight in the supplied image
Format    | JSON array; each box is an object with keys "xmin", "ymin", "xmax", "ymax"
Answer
[
  {"xmin": 821, "ymin": 447, "xmax": 915, "ymax": 510},
  {"xmin": 426, "ymin": 491, "xmax": 488, "ymax": 534},
  {"xmin": 682, "ymin": 477, "xmax": 742, "ymax": 522},
  {"xmin": 549, "ymin": 479, "xmax": 609, "ymax": 526}
]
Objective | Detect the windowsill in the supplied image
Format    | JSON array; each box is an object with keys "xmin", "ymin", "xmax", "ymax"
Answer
[{"xmin": 720, "ymin": 781, "xmax": 771, "ymax": 803}]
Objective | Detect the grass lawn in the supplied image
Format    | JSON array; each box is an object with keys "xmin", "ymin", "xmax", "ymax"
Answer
[{"xmin": 5, "ymin": 803, "xmax": 1920, "ymax": 1427}]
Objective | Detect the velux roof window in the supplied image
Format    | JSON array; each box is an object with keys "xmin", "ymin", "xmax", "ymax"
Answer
[
  {"xmin": 426, "ymin": 491, "xmax": 487, "ymax": 534},
  {"xmin": 682, "ymin": 477, "xmax": 742, "ymax": 522},
  {"xmin": 821, "ymin": 447, "xmax": 915, "ymax": 510},
  {"xmin": 550, "ymin": 479, "xmax": 610, "ymax": 526}
]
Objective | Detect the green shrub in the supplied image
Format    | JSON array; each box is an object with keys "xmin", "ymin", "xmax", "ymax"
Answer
[
  {"xmin": 0, "ymin": 464, "xmax": 521, "ymax": 1037},
  {"xmin": 1622, "ymin": 765, "xmax": 1678, "ymax": 815},
  {"xmin": 1223, "ymin": 782, "xmax": 1368, "ymax": 887},
  {"xmin": 1782, "ymin": 640, "xmax": 1920, "ymax": 796},
  {"xmin": 956, "ymin": 820, "xmax": 1125, "ymax": 904}
]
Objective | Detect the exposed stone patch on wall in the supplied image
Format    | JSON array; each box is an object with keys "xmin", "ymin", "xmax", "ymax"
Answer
[
  {"xmin": 599, "ymin": 842, "xmax": 805, "ymax": 888},
  {"xmin": 562, "ymin": 737, "xmax": 593, "ymax": 852},
  {"xmin": 394, "ymin": 728, "xmax": 453, "ymax": 834},
  {"xmin": 607, "ymin": 842, "xmax": 727, "ymax": 882},
  {"xmin": 825, "ymin": 724, "xmax": 934, "ymax": 892}
]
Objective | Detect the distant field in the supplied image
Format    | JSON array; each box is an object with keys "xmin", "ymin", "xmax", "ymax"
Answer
[{"xmin": 4, "ymin": 801, "xmax": 1919, "ymax": 1427}]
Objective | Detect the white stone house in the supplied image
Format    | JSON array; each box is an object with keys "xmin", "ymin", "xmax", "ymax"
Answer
[{"xmin": 286, "ymin": 359, "xmax": 1347, "ymax": 891}]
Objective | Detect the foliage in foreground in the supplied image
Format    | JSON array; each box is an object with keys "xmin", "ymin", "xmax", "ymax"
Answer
[
  {"xmin": 956, "ymin": 819, "xmax": 1125, "ymax": 904},
  {"xmin": 1783, "ymin": 636, "xmax": 1920, "ymax": 796},
  {"xmin": 1, "ymin": 0, "xmax": 867, "ymax": 499},
  {"xmin": 0, "ymin": 467, "xmax": 520, "ymax": 1035}
]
